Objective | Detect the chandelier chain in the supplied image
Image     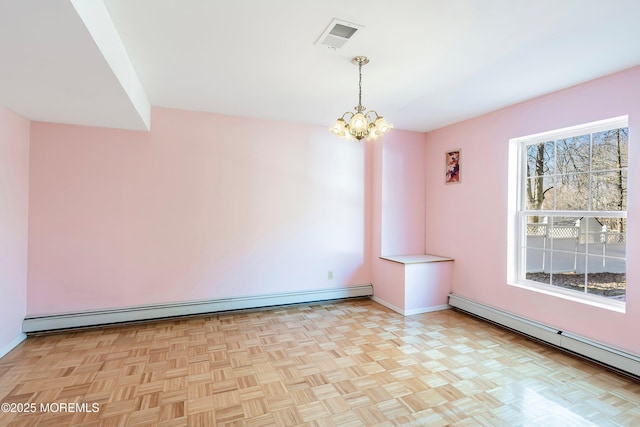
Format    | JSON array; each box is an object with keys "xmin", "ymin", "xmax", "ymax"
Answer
[{"xmin": 358, "ymin": 60, "xmax": 363, "ymax": 108}]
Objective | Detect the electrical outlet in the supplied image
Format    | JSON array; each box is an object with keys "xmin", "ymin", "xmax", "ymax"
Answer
[{"xmin": 328, "ymin": 271, "xmax": 333, "ymax": 280}]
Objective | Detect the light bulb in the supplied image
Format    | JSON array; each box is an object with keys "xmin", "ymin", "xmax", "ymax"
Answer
[
  {"xmin": 349, "ymin": 112, "xmax": 368, "ymax": 132},
  {"xmin": 374, "ymin": 117, "xmax": 392, "ymax": 134},
  {"xmin": 329, "ymin": 118, "xmax": 347, "ymax": 136}
]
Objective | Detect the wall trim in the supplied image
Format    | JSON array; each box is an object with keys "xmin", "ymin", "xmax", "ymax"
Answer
[
  {"xmin": 0, "ymin": 333, "xmax": 27, "ymax": 359},
  {"xmin": 404, "ymin": 304, "xmax": 450, "ymax": 316},
  {"xmin": 371, "ymin": 296, "xmax": 404, "ymax": 314},
  {"xmin": 371, "ymin": 296, "xmax": 449, "ymax": 316},
  {"xmin": 449, "ymin": 293, "xmax": 640, "ymax": 378},
  {"xmin": 23, "ymin": 285, "xmax": 373, "ymax": 333}
]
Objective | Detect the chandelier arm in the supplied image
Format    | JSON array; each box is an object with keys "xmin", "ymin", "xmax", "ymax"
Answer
[
  {"xmin": 341, "ymin": 112, "xmax": 354, "ymax": 121},
  {"xmin": 365, "ymin": 110, "xmax": 380, "ymax": 121}
]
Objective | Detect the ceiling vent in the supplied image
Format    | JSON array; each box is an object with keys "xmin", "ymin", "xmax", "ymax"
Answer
[{"xmin": 315, "ymin": 19, "xmax": 364, "ymax": 49}]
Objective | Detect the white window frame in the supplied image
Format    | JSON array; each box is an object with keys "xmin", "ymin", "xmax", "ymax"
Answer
[{"xmin": 507, "ymin": 116, "xmax": 628, "ymax": 313}]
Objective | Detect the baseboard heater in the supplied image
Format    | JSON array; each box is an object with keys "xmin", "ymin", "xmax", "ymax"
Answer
[
  {"xmin": 23, "ymin": 285, "xmax": 373, "ymax": 334},
  {"xmin": 448, "ymin": 293, "xmax": 640, "ymax": 378}
]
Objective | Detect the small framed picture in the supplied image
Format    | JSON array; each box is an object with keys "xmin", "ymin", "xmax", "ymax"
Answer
[{"xmin": 445, "ymin": 149, "xmax": 461, "ymax": 184}]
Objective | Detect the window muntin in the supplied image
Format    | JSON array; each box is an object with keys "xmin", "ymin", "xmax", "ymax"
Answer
[{"xmin": 517, "ymin": 117, "xmax": 628, "ymax": 305}]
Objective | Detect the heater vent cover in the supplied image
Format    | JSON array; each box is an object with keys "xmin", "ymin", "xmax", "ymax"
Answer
[{"xmin": 315, "ymin": 19, "xmax": 364, "ymax": 49}]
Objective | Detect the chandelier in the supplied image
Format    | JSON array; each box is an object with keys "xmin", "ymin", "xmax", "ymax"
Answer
[{"xmin": 329, "ymin": 56, "xmax": 392, "ymax": 141}]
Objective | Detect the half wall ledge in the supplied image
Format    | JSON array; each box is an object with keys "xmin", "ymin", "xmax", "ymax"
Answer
[
  {"xmin": 375, "ymin": 254, "xmax": 454, "ymax": 315},
  {"xmin": 380, "ymin": 254, "xmax": 454, "ymax": 264}
]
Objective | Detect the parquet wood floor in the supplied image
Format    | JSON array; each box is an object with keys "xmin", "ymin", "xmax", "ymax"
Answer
[{"xmin": 1, "ymin": 299, "xmax": 639, "ymax": 426}]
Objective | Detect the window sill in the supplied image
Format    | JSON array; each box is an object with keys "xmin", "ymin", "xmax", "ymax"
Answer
[{"xmin": 508, "ymin": 280, "xmax": 626, "ymax": 313}]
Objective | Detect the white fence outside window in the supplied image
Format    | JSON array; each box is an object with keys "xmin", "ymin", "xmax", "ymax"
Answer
[{"xmin": 525, "ymin": 223, "xmax": 625, "ymax": 274}]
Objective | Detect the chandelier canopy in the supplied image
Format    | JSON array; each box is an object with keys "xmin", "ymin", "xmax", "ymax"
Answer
[{"xmin": 329, "ymin": 56, "xmax": 392, "ymax": 141}]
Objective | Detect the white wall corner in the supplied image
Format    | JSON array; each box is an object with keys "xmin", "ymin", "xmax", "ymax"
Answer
[{"xmin": 0, "ymin": 333, "xmax": 27, "ymax": 360}]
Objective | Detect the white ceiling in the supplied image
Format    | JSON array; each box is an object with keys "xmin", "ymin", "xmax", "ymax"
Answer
[{"xmin": 1, "ymin": 0, "xmax": 640, "ymax": 133}]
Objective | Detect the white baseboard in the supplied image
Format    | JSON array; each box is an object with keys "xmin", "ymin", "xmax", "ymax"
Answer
[
  {"xmin": 404, "ymin": 304, "xmax": 450, "ymax": 316},
  {"xmin": 371, "ymin": 296, "xmax": 404, "ymax": 314},
  {"xmin": 371, "ymin": 296, "xmax": 449, "ymax": 316},
  {"xmin": 23, "ymin": 285, "xmax": 373, "ymax": 333},
  {"xmin": 0, "ymin": 333, "xmax": 27, "ymax": 359},
  {"xmin": 449, "ymin": 293, "xmax": 640, "ymax": 378}
]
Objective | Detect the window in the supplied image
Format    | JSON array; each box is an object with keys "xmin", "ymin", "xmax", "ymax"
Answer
[{"xmin": 510, "ymin": 116, "xmax": 628, "ymax": 310}]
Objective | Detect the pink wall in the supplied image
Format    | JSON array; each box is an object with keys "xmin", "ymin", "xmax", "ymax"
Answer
[
  {"xmin": 27, "ymin": 107, "xmax": 369, "ymax": 315},
  {"xmin": 370, "ymin": 130, "xmax": 427, "ymax": 309},
  {"xmin": 381, "ymin": 131, "xmax": 427, "ymax": 256},
  {"xmin": 0, "ymin": 107, "xmax": 30, "ymax": 352},
  {"xmin": 425, "ymin": 65, "xmax": 640, "ymax": 354}
]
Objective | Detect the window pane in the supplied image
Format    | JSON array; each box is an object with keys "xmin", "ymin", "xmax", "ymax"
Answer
[
  {"xmin": 526, "ymin": 272, "xmax": 551, "ymax": 285},
  {"xmin": 548, "ymin": 216, "xmax": 581, "ymax": 247},
  {"xmin": 525, "ymin": 248, "xmax": 550, "ymax": 285},
  {"xmin": 525, "ymin": 176, "xmax": 554, "ymax": 210},
  {"xmin": 579, "ymin": 216, "xmax": 604, "ymax": 249},
  {"xmin": 585, "ymin": 217, "xmax": 625, "ymax": 252},
  {"xmin": 547, "ymin": 216, "xmax": 586, "ymax": 292},
  {"xmin": 527, "ymin": 141, "xmax": 554, "ymax": 177},
  {"xmin": 592, "ymin": 128, "xmax": 628, "ymax": 170},
  {"xmin": 550, "ymin": 248, "xmax": 581, "ymax": 273},
  {"xmin": 586, "ymin": 257, "xmax": 625, "ymax": 301},
  {"xmin": 525, "ymin": 215, "xmax": 547, "ymax": 249},
  {"xmin": 556, "ymin": 134, "xmax": 590, "ymax": 175},
  {"xmin": 550, "ymin": 252, "xmax": 586, "ymax": 293},
  {"xmin": 598, "ymin": 217, "xmax": 626, "ymax": 242},
  {"xmin": 555, "ymin": 173, "xmax": 589, "ymax": 210},
  {"xmin": 591, "ymin": 171, "xmax": 627, "ymax": 211}
]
